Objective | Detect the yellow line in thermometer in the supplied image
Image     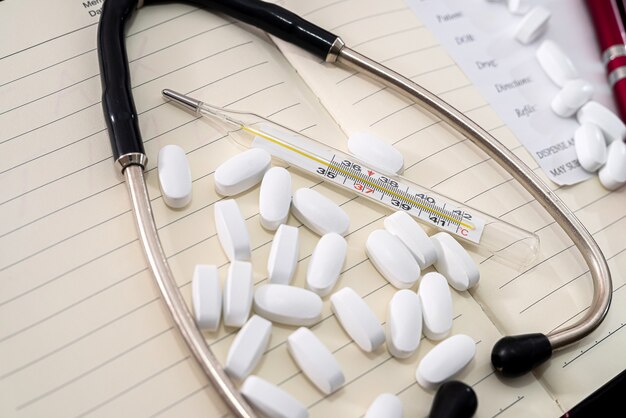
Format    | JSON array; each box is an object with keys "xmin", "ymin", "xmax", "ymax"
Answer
[{"xmin": 243, "ymin": 125, "xmax": 475, "ymax": 230}]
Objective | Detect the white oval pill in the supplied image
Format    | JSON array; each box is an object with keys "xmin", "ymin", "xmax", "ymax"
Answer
[
  {"xmin": 366, "ymin": 229, "xmax": 420, "ymax": 289},
  {"xmin": 577, "ymin": 101, "xmax": 626, "ymax": 143},
  {"xmin": 287, "ymin": 327, "xmax": 345, "ymax": 394},
  {"xmin": 384, "ymin": 211, "xmax": 437, "ymax": 269},
  {"xmin": 431, "ymin": 232, "xmax": 480, "ymax": 291},
  {"xmin": 214, "ymin": 199, "xmax": 251, "ymax": 262},
  {"xmin": 536, "ymin": 40, "xmax": 579, "ymax": 87},
  {"xmin": 157, "ymin": 145, "xmax": 192, "ymax": 209},
  {"xmin": 330, "ymin": 287, "xmax": 385, "ymax": 352},
  {"xmin": 267, "ymin": 224, "xmax": 299, "ymax": 285},
  {"xmin": 416, "ymin": 334, "xmax": 476, "ymax": 390},
  {"xmin": 364, "ymin": 393, "xmax": 403, "ymax": 418},
  {"xmin": 191, "ymin": 265, "xmax": 221, "ymax": 332},
  {"xmin": 223, "ymin": 261, "xmax": 253, "ymax": 328},
  {"xmin": 347, "ymin": 132, "xmax": 404, "ymax": 174},
  {"xmin": 575, "ymin": 123, "xmax": 607, "ymax": 173},
  {"xmin": 225, "ymin": 315, "xmax": 272, "ymax": 380},
  {"xmin": 254, "ymin": 284, "xmax": 322, "ymax": 326},
  {"xmin": 551, "ymin": 79, "xmax": 593, "ymax": 117},
  {"xmin": 306, "ymin": 233, "xmax": 347, "ymax": 296},
  {"xmin": 387, "ymin": 289, "xmax": 422, "ymax": 359},
  {"xmin": 419, "ymin": 272, "xmax": 453, "ymax": 341},
  {"xmin": 515, "ymin": 6, "xmax": 550, "ymax": 45},
  {"xmin": 259, "ymin": 167, "xmax": 292, "ymax": 230},
  {"xmin": 241, "ymin": 375, "xmax": 308, "ymax": 418},
  {"xmin": 508, "ymin": 0, "xmax": 530, "ymax": 15},
  {"xmin": 599, "ymin": 140, "xmax": 626, "ymax": 190},
  {"xmin": 214, "ymin": 148, "xmax": 271, "ymax": 196},
  {"xmin": 432, "ymin": 241, "xmax": 470, "ymax": 291},
  {"xmin": 291, "ymin": 188, "xmax": 350, "ymax": 236}
]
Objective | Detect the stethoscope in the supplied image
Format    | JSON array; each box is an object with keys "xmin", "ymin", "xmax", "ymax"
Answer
[{"xmin": 97, "ymin": 0, "xmax": 612, "ymax": 416}]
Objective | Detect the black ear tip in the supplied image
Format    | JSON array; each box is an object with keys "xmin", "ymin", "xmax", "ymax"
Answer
[
  {"xmin": 429, "ymin": 381, "xmax": 478, "ymax": 418},
  {"xmin": 491, "ymin": 333, "xmax": 552, "ymax": 377}
]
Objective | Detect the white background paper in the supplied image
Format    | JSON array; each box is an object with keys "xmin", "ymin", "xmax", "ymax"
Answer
[{"xmin": 406, "ymin": 0, "xmax": 614, "ymax": 185}]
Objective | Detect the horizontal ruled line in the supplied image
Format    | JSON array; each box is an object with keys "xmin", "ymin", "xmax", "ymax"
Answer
[
  {"xmin": 302, "ymin": 0, "xmax": 351, "ymax": 17},
  {"xmin": 0, "ymin": 22, "xmax": 98, "ymax": 61},
  {"xmin": 328, "ymin": 7, "xmax": 408, "ymax": 31},
  {"xmin": 16, "ymin": 327, "xmax": 176, "ymax": 410},
  {"xmin": 72, "ymin": 356, "xmax": 191, "ymax": 418},
  {"xmin": 0, "ymin": 57, "xmax": 269, "ymax": 228},
  {"xmin": 562, "ymin": 322, "xmax": 626, "ymax": 369},
  {"xmin": 0, "ymin": 31, "xmax": 248, "ymax": 147},
  {"xmin": 499, "ymin": 192, "xmax": 620, "ymax": 289},
  {"xmin": 1, "ymin": 9, "xmax": 202, "ymax": 88},
  {"xmin": 520, "ymin": 243, "xmax": 626, "ymax": 314}
]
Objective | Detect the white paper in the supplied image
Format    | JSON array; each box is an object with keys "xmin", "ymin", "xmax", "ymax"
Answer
[{"xmin": 406, "ymin": 0, "xmax": 613, "ymax": 185}]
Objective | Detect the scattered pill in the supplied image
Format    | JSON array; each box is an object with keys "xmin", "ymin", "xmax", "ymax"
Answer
[
  {"xmin": 575, "ymin": 124, "xmax": 607, "ymax": 173},
  {"xmin": 157, "ymin": 145, "xmax": 192, "ymax": 209},
  {"xmin": 223, "ymin": 261, "xmax": 254, "ymax": 328},
  {"xmin": 287, "ymin": 327, "xmax": 345, "ymax": 394},
  {"xmin": 291, "ymin": 187, "xmax": 350, "ymax": 236},
  {"xmin": 259, "ymin": 167, "xmax": 292, "ymax": 230},
  {"xmin": 415, "ymin": 334, "xmax": 476, "ymax": 390},
  {"xmin": 254, "ymin": 284, "xmax": 323, "ymax": 326},
  {"xmin": 419, "ymin": 272, "xmax": 453, "ymax": 341},
  {"xmin": 577, "ymin": 101, "xmax": 626, "ymax": 143},
  {"xmin": 384, "ymin": 211, "xmax": 437, "ymax": 269},
  {"xmin": 515, "ymin": 6, "xmax": 550, "ymax": 45},
  {"xmin": 387, "ymin": 289, "xmax": 422, "ymax": 359},
  {"xmin": 508, "ymin": 0, "xmax": 530, "ymax": 15},
  {"xmin": 191, "ymin": 264, "xmax": 221, "ymax": 332},
  {"xmin": 599, "ymin": 140, "xmax": 626, "ymax": 190},
  {"xmin": 330, "ymin": 287, "xmax": 385, "ymax": 352},
  {"xmin": 536, "ymin": 40, "xmax": 579, "ymax": 87},
  {"xmin": 366, "ymin": 229, "xmax": 420, "ymax": 289},
  {"xmin": 267, "ymin": 224, "xmax": 299, "ymax": 285},
  {"xmin": 214, "ymin": 148, "xmax": 271, "ymax": 196},
  {"xmin": 364, "ymin": 393, "xmax": 403, "ymax": 418},
  {"xmin": 431, "ymin": 232, "xmax": 480, "ymax": 291},
  {"xmin": 225, "ymin": 315, "xmax": 272, "ymax": 380},
  {"xmin": 347, "ymin": 132, "xmax": 404, "ymax": 174},
  {"xmin": 306, "ymin": 233, "xmax": 347, "ymax": 296},
  {"xmin": 551, "ymin": 79, "xmax": 593, "ymax": 117},
  {"xmin": 214, "ymin": 199, "xmax": 251, "ymax": 262},
  {"xmin": 241, "ymin": 375, "xmax": 308, "ymax": 418}
]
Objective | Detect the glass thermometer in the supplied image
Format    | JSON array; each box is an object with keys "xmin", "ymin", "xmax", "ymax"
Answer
[{"xmin": 163, "ymin": 89, "xmax": 539, "ymax": 268}]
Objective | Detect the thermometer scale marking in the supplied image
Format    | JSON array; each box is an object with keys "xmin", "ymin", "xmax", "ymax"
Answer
[
  {"xmin": 322, "ymin": 157, "xmax": 477, "ymax": 239},
  {"xmin": 246, "ymin": 124, "xmax": 485, "ymax": 243}
]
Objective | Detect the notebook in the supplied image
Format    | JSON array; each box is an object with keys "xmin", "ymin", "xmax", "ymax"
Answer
[{"xmin": 1, "ymin": 0, "xmax": 624, "ymax": 417}]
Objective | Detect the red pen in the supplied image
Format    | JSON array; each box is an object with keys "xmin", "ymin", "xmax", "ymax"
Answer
[{"xmin": 585, "ymin": 0, "xmax": 626, "ymax": 124}]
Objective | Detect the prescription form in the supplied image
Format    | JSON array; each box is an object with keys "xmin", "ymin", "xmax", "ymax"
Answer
[
  {"xmin": 406, "ymin": 0, "xmax": 616, "ymax": 187},
  {"xmin": 0, "ymin": 0, "xmax": 625, "ymax": 416}
]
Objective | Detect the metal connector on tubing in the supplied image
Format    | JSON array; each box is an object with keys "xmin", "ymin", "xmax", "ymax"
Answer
[
  {"xmin": 123, "ymin": 165, "xmax": 256, "ymax": 418},
  {"xmin": 334, "ymin": 46, "xmax": 611, "ymax": 351},
  {"xmin": 325, "ymin": 38, "xmax": 345, "ymax": 63},
  {"xmin": 117, "ymin": 152, "xmax": 148, "ymax": 171}
]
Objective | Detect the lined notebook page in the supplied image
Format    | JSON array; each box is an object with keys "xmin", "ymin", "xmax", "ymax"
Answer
[
  {"xmin": 278, "ymin": 0, "xmax": 626, "ymax": 412},
  {"xmin": 0, "ymin": 1, "xmax": 558, "ymax": 418},
  {"xmin": 1, "ymin": 2, "xmax": 349, "ymax": 417}
]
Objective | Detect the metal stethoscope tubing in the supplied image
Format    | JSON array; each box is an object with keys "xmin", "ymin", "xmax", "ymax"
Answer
[
  {"xmin": 335, "ymin": 47, "xmax": 612, "ymax": 353},
  {"xmin": 97, "ymin": 0, "xmax": 611, "ymax": 417}
]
